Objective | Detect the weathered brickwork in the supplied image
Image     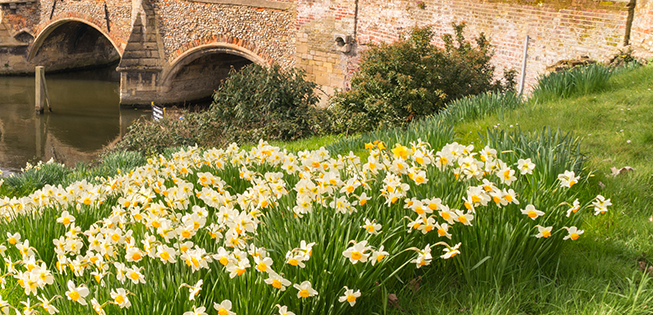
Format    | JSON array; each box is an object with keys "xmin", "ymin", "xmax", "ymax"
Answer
[
  {"xmin": 155, "ymin": 0, "xmax": 295, "ymax": 67},
  {"xmin": 1, "ymin": 0, "xmax": 652, "ymax": 103},
  {"xmin": 296, "ymin": 0, "xmax": 638, "ymax": 93},
  {"xmin": 296, "ymin": 0, "xmax": 358, "ymax": 97},
  {"xmin": 631, "ymin": 0, "xmax": 653, "ymax": 54},
  {"xmin": 33, "ymin": 0, "xmax": 132, "ymax": 52},
  {"xmin": 1, "ymin": 5, "xmax": 39, "ymax": 33}
]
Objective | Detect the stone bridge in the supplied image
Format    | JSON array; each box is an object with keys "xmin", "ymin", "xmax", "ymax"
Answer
[
  {"xmin": 1, "ymin": 0, "xmax": 652, "ymax": 106},
  {"xmin": 0, "ymin": 0, "xmax": 296, "ymax": 105}
]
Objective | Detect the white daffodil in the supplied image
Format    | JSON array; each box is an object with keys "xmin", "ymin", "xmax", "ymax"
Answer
[
  {"xmin": 65, "ymin": 280, "xmax": 89, "ymax": 305},
  {"xmin": 293, "ymin": 281, "xmax": 318, "ymax": 299},
  {"xmin": 338, "ymin": 286, "xmax": 362, "ymax": 306}
]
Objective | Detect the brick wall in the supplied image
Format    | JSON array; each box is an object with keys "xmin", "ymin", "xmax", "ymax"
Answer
[
  {"xmin": 297, "ymin": 0, "xmax": 636, "ymax": 94},
  {"xmin": 296, "ymin": 0, "xmax": 358, "ymax": 98},
  {"xmin": 631, "ymin": 0, "xmax": 653, "ymax": 54}
]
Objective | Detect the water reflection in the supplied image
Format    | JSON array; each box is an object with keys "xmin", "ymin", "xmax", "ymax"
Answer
[{"xmin": 0, "ymin": 65, "xmax": 146, "ymax": 174}]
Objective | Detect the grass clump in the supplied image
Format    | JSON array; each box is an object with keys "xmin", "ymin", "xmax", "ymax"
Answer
[{"xmin": 531, "ymin": 63, "xmax": 613, "ymax": 102}]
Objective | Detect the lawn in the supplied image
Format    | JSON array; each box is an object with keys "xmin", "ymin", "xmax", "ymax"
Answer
[
  {"xmin": 0, "ymin": 63, "xmax": 652, "ymax": 315},
  {"xmin": 386, "ymin": 63, "xmax": 653, "ymax": 314}
]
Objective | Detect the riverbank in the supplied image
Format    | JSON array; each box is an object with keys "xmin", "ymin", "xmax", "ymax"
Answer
[{"xmin": 0, "ymin": 63, "xmax": 651, "ymax": 314}]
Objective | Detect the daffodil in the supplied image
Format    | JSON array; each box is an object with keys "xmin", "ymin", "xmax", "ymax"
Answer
[
  {"xmin": 534, "ymin": 225, "xmax": 553, "ymax": 238},
  {"xmin": 65, "ymin": 280, "xmax": 89, "ymax": 305},
  {"xmin": 435, "ymin": 222, "xmax": 452, "ymax": 239},
  {"xmin": 276, "ymin": 305, "xmax": 296, "ymax": 315},
  {"xmin": 441, "ymin": 242, "xmax": 461, "ymax": 259},
  {"xmin": 110, "ymin": 288, "xmax": 131, "ymax": 308},
  {"xmin": 254, "ymin": 256, "xmax": 273, "ymax": 273},
  {"xmin": 566, "ymin": 199, "xmax": 581, "ymax": 217},
  {"xmin": 454, "ymin": 209, "xmax": 474, "ymax": 226},
  {"xmin": 56, "ymin": 211, "xmax": 75, "ymax": 226},
  {"xmin": 592, "ymin": 195, "xmax": 612, "ymax": 215},
  {"xmin": 498, "ymin": 166, "xmax": 517, "ymax": 186},
  {"xmin": 264, "ymin": 270, "xmax": 291, "ymax": 291},
  {"xmin": 412, "ymin": 244, "xmax": 432, "ymax": 267},
  {"xmin": 6, "ymin": 232, "xmax": 20, "ymax": 246},
  {"xmin": 214, "ymin": 300, "xmax": 235, "ymax": 315},
  {"xmin": 563, "ymin": 226, "xmax": 584, "ymax": 240},
  {"xmin": 0, "ymin": 295, "xmax": 9, "ymax": 315},
  {"xmin": 520, "ymin": 204, "xmax": 544, "ymax": 220},
  {"xmin": 19, "ymin": 298, "xmax": 37, "ymax": 315},
  {"xmin": 517, "ymin": 158, "xmax": 536, "ymax": 175},
  {"xmin": 36, "ymin": 294, "xmax": 59, "ymax": 315},
  {"xmin": 343, "ymin": 240, "xmax": 371, "ymax": 264},
  {"xmin": 293, "ymin": 281, "xmax": 318, "ymax": 298},
  {"xmin": 338, "ymin": 286, "xmax": 362, "ymax": 306},
  {"xmin": 183, "ymin": 305, "xmax": 208, "ymax": 315},
  {"xmin": 180, "ymin": 280, "xmax": 203, "ymax": 301},
  {"xmin": 361, "ymin": 218, "xmax": 382, "ymax": 235},
  {"xmin": 155, "ymin": 244, "xmax": 177, "ymax": 263},
  {"xmin": 369, "ymin": 246, "xmax": 389, "ymax": 266},
  {"xmin": 558, "ymin": 170, "xmax": 579, "ymax": 188},
  {"xmin": 126, "ymin": 266, "xmax": 145, "ymax": 284}
]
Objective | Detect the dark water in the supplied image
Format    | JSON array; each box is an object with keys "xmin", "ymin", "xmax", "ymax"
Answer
[{"xmin": 0, "ymin": 65, "xmax": 146, "ymax": 175}]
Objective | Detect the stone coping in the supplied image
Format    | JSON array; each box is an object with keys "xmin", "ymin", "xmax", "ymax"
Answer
[
  {"xmin": 0, "ymin": 0, "xmax": 36, "ymax": 4},
  {"xmin": 183, "ymin": 0, "xmax": 292, "ymax": 10}
]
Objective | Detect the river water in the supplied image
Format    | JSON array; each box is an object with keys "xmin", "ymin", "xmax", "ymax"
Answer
[{"xmin": 0, "ymin": 65, "xmax": 146, "ymax": 175}]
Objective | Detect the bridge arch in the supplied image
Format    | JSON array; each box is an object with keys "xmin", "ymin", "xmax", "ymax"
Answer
[
  {"xmin": 29, "ymin": 18, "xmax": 121, "ymax": 72},
  {"xmin": 159, "ymin": 42, "xmax": 269, "ymax": 104}
]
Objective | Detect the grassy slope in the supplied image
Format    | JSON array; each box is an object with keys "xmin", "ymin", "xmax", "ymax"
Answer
[
  {"xmin": 386, "ymin": 65, "xmax": 653, "ymax": 314},
  {"xmin": 2, "ymin": 65, "xmax": 651, "ymax": 315}
]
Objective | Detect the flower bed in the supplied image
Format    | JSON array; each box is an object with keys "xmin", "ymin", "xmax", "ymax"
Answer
[{"xmin": 0, "ymin": 137, "xmax": 609, "ymax": 315}]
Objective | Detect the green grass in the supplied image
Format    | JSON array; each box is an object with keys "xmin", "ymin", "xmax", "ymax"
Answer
[
  {"xmin": 2, "ymin": 63, "xmax": 652, "ymax": 315},
  {"xmin": 381, "ymin": 64, "xmax": 653, "ymax": 313}
]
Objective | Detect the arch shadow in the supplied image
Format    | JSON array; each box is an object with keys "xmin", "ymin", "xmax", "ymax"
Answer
[
  {"xmin": 161, "ymin": 43, "xmax": 267, "ymax": 87},
  {"xmin": 28, "ymin": 18, "xmax": 121, "ymax": 63},
  {"xmin": 158, "ymin": 43, "xmax": 267, "ymax": 104}
]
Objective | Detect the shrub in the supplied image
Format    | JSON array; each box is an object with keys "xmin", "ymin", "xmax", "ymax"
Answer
[
  {"xmin": 210, "ymin": 64, "xmax": 323, "ymax": 143},
  {"xmin": 108, "ymin": 111, "xmax": 216, "ymax": 156},
  {"xmin": 330, "ymin": 24, "xmax": 515, "ymax": 133}
]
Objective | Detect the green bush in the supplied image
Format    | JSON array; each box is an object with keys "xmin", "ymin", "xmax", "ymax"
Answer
[
  {"xmin": 210, "ymin": 64, "xmax": 323, "ymax": 143},
  {"xmin": 330, "ymin": 24, "xmax": 515, "ymax": 133},
  {"xmin": 108, "ymin": 111, "xmax": 215, "ymax": 156}
]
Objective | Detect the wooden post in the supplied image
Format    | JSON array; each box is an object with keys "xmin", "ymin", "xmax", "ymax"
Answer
[
  {"xmin": 518, "ymin": 35, "xmax": 530, "ymax": 97},
  {"xmin": 42, "ymin": 70, "xmax": 52, "ymax": 112},
  {"xmin": 35, "ymin": 66, "xmax": 44, "ymax": 114},
  {"xmin": 35, "ymin": 66, "xmax": 52, "ymax": 114}
]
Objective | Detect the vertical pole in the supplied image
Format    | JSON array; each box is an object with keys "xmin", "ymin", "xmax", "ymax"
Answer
[
  {"xmin": 35, "ymin": 66, "xmax": 44, "ymax": 114},
  {"xmin": 42, "ymin": 70, "xmax": 52, "ymax": 112},
  {"xmin": 518, "ymin": 35, "xmax": 530, "ymax": 96}
]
